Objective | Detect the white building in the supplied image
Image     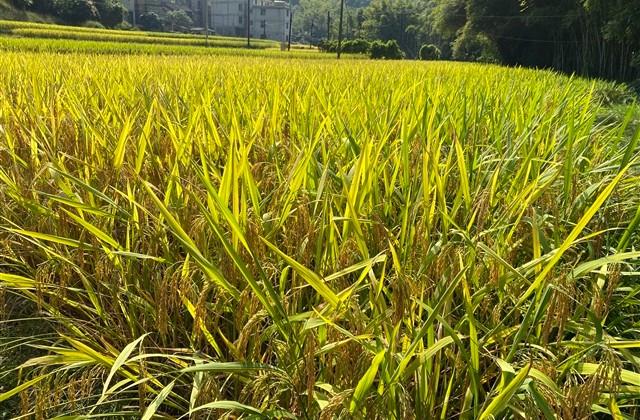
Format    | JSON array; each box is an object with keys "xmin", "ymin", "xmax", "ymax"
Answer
[
  {"xmin": 210, "ymin": 0, "xmax": 290, "ymax": 42},
  {"xmin": 126, "ymin": 0, "xmax": 290, "ymax": 43}
]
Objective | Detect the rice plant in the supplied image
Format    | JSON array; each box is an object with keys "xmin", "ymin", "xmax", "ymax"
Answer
[
  {"xmin": 0, "ymin": 52, "xmax": 639, "ymax": 419},
  {"xmin": 0, "ymin": 20, "xmax": 279, "ymax": 48},
  {"xmin": 0, "ymin": 37, "xmax": 331, "ymax": 58}
]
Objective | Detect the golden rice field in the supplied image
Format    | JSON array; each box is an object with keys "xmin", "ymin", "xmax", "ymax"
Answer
[
  {"xmin": 0, "ymin": 51, "xmax": 639, "ymax": 419},
  {"xmin": 0, "ymin": 21, "xmax": 324, "ymax": 57},
  {"xmin": 0, "ymin": 20, "xmax": 280, "ymax": 48}
]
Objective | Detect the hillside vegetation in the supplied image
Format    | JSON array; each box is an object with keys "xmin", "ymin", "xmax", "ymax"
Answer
[
  {"xmin": 0, "ymin": 0, "xmax": 54, "ymax": 23},
  {"xmin": 0, "ymin": 51, "xmax": 639, "ymax": 418}
]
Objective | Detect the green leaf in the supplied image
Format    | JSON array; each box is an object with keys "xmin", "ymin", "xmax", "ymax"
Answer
[
  {"xmin": 101, "ymin": 334, "xmax": 148, "ymax": 400},
  {"xmin": 479, "ymin": 363, "xmax": 531, "ymax": 420},
  {"xmin": 188, "ymin": 400, "xmax": 264, "ymax": 417},
  {"xmin": 143, "ymin": 181, "xmax": 240, "ymax": 299},
  {"xmin": 180, "ymin": 361, "xmax": 282, "ymax": 374},
  {"xmin": 261, "ymin": 237, "xmax": 340, "ymax": 307},
  {"xmin": 141, "ymin": 379, "xmax": 175, "ymax": 420},
  {"xmin": 518, "ymin": 165, "xmax": 631, "ymax": 304},
  {"xmin": 350, "ymin": 349, "xmax": 386, "ymax": 413},
  {"xmin": 0, "ymin": 374, "xmax": 47, "ymax": 402}
]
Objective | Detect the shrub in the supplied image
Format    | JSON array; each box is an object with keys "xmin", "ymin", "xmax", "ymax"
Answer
[
  {"xmin": 452, "ymin": 25, "xmax": 501, "ymax": 63},
  {"xmin": 26, "ymin": 0, "xmax": 54, "ymax": 14},
  {"xmin": 370, "ymin": 40, "xmax": 403, "ymax": 60},
  {"xmin": 342, "ymin": 39, "xmax": 370, "ymax": 54},
  {"xmin": 166, "ymin": 10, "xmax": 193, "ymax": 32},
  {"xmin": 318, "ymin": 39, "xmax": 337, "ymax": 53},
  {"xmin": 82, "ymin": 20, "xmax": 105, "ymax": 29},
  {"xmin": 11, "ymin": 0, "xmax": 33, "ymax": 10},
  {"xmin": 318, "ymin": 39, "xmax": 370, "ymax": 55},
  {"xmin": 52, "ymin": 0, "xmax": 99, "ymax": 24},
  {"xmin": 419, "ymin": 44, "xmax": 441, "ymax": 61},
  {"xmin": 369, "ymin": 40, "xmax": 386, "ymax": 59},
  {"xmin": 138, "ymin": 12, "xmax": 163, "ymax": 31},
  {"xmin": 115, "ymin": 20, "xmax": 133, "ymax": 30},
  {"xmin": 96, "ymin": 0, "xmax": 126, "ymax": 28}
]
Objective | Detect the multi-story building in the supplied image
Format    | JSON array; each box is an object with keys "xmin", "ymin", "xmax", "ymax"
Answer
[
  {"xmin": 126, "ymin": 0, "xmax": 290, "ymax": 43},
  {"xmin": 211, "ymin": 0, "xmax": 290, "ymax": 42}
]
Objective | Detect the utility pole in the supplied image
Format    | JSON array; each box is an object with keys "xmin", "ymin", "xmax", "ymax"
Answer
[
  {"xmin": 131, "ymin": 0, "xmax": 136, "ymax": 27},
  {"xmin": 327, "ymin": 11, "xmax": 331, "ymax": 40},
  {"xmin": 246, "ymin": 0, "xmax": 251, "ymax": 48},
  {"xmin": 287, "ymin": 6, "xmax": 293, "ymax": 51},
  {"xmin": 204, "ymin": 0, "xmax": 209, "ymax": 46},
  {"xmin": 337, "ymin": 0, "xmax": 344, "ymax": 59},
  {"xmin": 310, "ymin": 19, "xmax": 314, "ymax": 47}
]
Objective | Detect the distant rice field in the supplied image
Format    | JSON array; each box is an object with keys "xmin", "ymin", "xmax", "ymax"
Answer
[{"xmin": 0, "ymin": 19, "xmax": 279, "ymax": 48}]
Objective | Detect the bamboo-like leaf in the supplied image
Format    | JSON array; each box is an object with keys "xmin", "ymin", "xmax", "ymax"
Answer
[
  {"xmin": 100, "ymin": 334, "xmax": 148, "ymax": 400},
  {"xmin": 113, "ymin": 114, "xmax": 135, "ymax": 169},
  {"xmin": 143, "ymin": 181, "xmax": 240, "ymax": 299},
  {"xmin": 188, "ymin": 400, "xmax": 264, "ymax": 417},
  {"xmin": 140, "ymin": 379, "xmax": 175, "ymax": 420},
  {"xmin": 350, "ymin": 349, "xmax": 386, "ymax": 413},
  {"xmin": 479, "ymin": 363, "xmax": 531, "ymax": 420},
  {"xmin": 261, "ymin": 237, "xmax": 340, "ymax": 307},
  {"xmin": 0, "ymin": 375, "xmax": 48, "ymax": 402},
  {"xmin": 519, "ymin": 165, "xmax": 631, "ymax": 304}
]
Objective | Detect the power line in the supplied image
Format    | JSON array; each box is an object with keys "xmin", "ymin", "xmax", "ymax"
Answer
[
  {"xmin": 491, "ymin": 34, "xmax": 579, "ymax": 44},
  {"xmin": 448, "ymin": 13, "xmax": 582, "ymax": 19}
]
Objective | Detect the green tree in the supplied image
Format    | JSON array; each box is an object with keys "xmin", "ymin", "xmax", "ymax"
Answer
[
  {"xmin": 96, "ymin": 0, "xmax": 126, "ymax": 28},
  {"xmin": 419, "ymin": 43, "xmax": 441, "ymax": 60},
  {"xmin": 139, "ymin": 12, "xmax": 163, "ymax": 31},
  {"xmin": 11, "ymin": 0, "xmax": 33, "ymax": 10},
  {"xmin": 361, "ymin": 0, "xmax": 422, "ymax": 56},
  {"xmin": 292, "ymin": 0, "xmax": 369, "ymax": 45},
  {"xmin": 52, "ymin": 0, "xmax": 98, "ymax": 24},
  {"xmin": 428, "ymin": 0, "xmax": 640, "ymax": 81},
  {"xmin": 166, "ymin": 9, "xmax": 193, "ymax": 31}
]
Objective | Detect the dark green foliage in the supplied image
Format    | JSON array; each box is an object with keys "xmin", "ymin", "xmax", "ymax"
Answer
[
  {"xmin": 82, "ymin": 20, "xmax": 104, "ymax": 29},
  {"xmin": 139, "ymin": 12, "xmax": 163, "ymax": 31},
  {"xmin": 11, "ymin": 0, "xmax": 126, "ymax": 27},
  {"xmin": 342, "ymin": 38, "xmax": 370, "ymax": 54},
  {"xmin": 95, "ymin": 0, "xmax": 126, "ymax": 28},
  {"xmin": 317, "ymin": 39, "xmax": 336, "ymax": 52},
  {"xmin": 452, "ymin": 25, "xmax": 500, "ymax": 63},
  {"xmin": 166, "ymin": 9, "xmax": 193, "ymax": 32},
  {"xmin": 361, "ymin": 0, "xmax": 420, "ymax": 57},
  {"xmin": 29, "ymin": 0, "xmax": 55, "ymax": 14},
  {"xmin": 428, "ymin": 0, "xmax": 640, "ymax": 81},
  {"xmin": 114, "ymin": 20, "xmax": 133, "ymax": 30},
  {"xmin": 318, "ymin": 38, "xmax": 370, "ymax": 54},
  {"xmin": 292, "ymin": 0, "xmax": 369, "ymax": 45},
  {"xmin": 349, "ymin": 0, "xmax": 640, "ymax": 80},
  {"xmin": 369, "ymin": 39, "xmax": 403, "ymax": 60},
  {"xmin": 52, "ymin": 0, "xmax": 98, "ymax": 24},
  {"xmin": 11, "ymin": 0, "xmax": 33, "ymax": 10},
  {"xmin": 419, "ymin": 43, "xmax": 440, "ymax": 60}
]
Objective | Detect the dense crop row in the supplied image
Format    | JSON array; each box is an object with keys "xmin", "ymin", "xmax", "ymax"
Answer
[
  {"xmin": 0, "ymin": 36, "xmax": 326, "ymax": 58},
  {"xmin": 0, "ymin": 19, "xmax": 277, "ymax": 43},
  {"xmin": 0, "ymin": 19, "xmax": 278, "ymax": 49},
  {"xmin": 0, "ymin": 52, "xmax": 639, "ymax": 419}
]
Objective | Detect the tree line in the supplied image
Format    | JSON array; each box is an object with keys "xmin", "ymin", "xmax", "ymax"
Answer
[
  {"xmin": 10, "ymin": 0, "xmax": 193, "ymax": 31},
  {"xmin": 9, "ymin": 0, "xmax": 640, "ymax": 83},
  {"xmin": 294, "ymin": 0, "xmax": 640, "ymax": 83}
]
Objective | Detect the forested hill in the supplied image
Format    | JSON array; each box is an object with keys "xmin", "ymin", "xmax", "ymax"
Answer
[{"xmin": 293, "ymin": 0, "xmax": 639, "ymax": 84}]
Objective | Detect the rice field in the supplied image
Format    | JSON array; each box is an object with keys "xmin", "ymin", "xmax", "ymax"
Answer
[
  {"xmin": 0, "ymin": 20, "xmax": 279, "ymax": 49},
  {"xmin": 0, "ymin": 20, "xmax": 327, "ymax": 58},
  {"xmin": 0, "ymin": 36, "xmax": 329, "ymax": 58},
  {"xmin": 0, "ymin": 50, "xmax": 639, "ymax": 419}
]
